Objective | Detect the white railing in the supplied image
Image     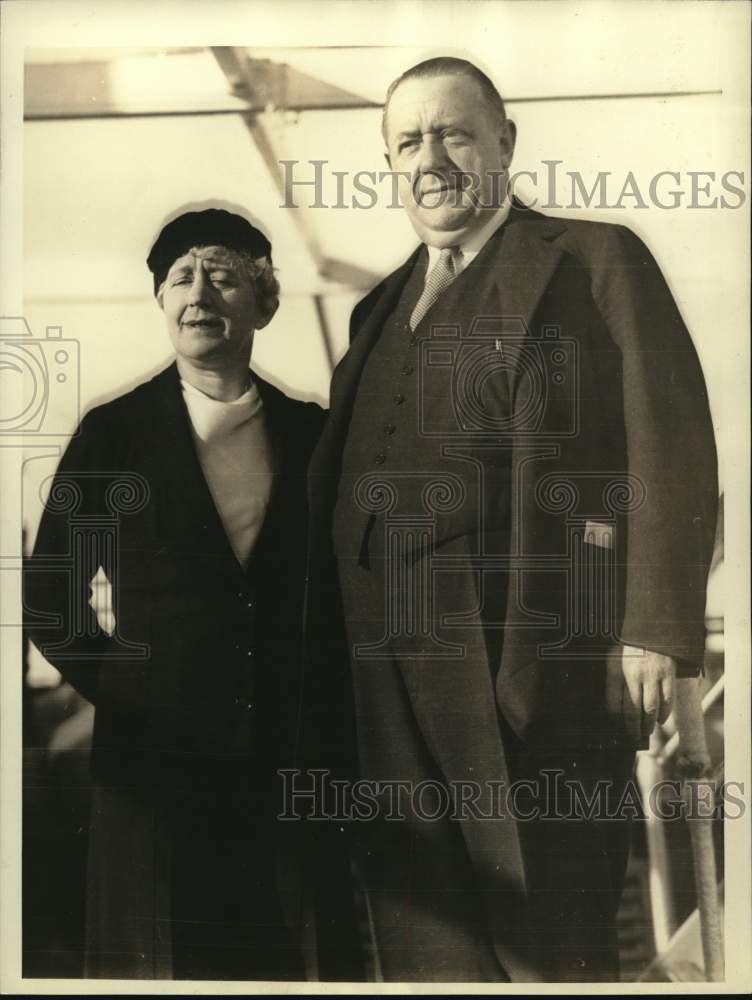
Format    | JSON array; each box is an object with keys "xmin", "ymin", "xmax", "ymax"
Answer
[{"xmin": 635, "ymin": 671, "xmax": 724, "ymax": 981}]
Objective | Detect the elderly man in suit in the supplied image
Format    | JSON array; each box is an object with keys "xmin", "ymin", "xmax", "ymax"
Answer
[
  {"xmin": 305, "ymin": 58, "xmax": 718, "ymax": 982},
  {"xmin": 24, "ymin": 208, "xmax": 324, "ymax": 980}
]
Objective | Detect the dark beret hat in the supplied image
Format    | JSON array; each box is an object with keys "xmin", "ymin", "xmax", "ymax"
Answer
[{"xmin": 147, "ymin": 208, "xmax": 272, "ymax": 295}]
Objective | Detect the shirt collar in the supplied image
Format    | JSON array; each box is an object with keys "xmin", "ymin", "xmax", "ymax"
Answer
[
  {"xmin": 425, "ymin": 199, "xmax": 511, "ymax": 276},
  {"xmin": 180, "ymin": 375, "xmax": 263, "ymax": 442}
]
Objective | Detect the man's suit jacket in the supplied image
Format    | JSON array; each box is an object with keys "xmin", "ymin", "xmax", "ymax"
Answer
[
  {"xmin": 304, "ymin": 205, "xmax": 718, "ymax": 979},
  {"xmin": 309, "ymin": 204, "xmax": 717, "ymax": 744},
  {"xmin": 24, "ymin": 361, "xmax": 324, "ymax": 977}
]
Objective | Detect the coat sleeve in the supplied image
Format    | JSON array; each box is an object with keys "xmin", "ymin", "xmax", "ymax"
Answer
[
  {"xmin": 24, "ymin": 407, "xmax": 117, "ymax": 705},
  {"xmin": 586, "ymin": 224, "xmax": 718, "ymax": 670}
]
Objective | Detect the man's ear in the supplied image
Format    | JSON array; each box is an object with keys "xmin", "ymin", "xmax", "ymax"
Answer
[
  {"xmin": 500, "ymin": 119, "xmax": 517, "ymax": 168},
  {"xmin": 156, "ymin": 286, "xmax": 165, "ymax": 310}
]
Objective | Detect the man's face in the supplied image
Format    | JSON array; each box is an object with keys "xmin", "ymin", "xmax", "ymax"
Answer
[
  {"xmin": 385, "ymin": 74, "xmax": 516, "ymax": 247},
  {"xmin": 159, "ymin": 246, "xmax": 263, "ymax": 366}
]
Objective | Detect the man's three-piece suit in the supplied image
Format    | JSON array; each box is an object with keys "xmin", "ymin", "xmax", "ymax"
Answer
[{"xmin": 305, "ymin": 204, "xmax": 718, "ymax": 981}]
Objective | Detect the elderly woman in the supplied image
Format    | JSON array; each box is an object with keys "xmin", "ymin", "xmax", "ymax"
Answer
[{"xmin": 25, "ymin": 208, "xmax": 323, "ymax": 980}]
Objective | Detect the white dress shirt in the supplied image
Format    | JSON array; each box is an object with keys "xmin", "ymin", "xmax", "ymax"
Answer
[{"xmin": 425, "ymin": 200, "xmax": 512, "ymax": 277}]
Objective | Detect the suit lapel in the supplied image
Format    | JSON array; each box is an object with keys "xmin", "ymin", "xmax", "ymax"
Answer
[
  {"xmin": 309, "ymin": 249, "xmax": 423, "ymax": 483},
  {"xmin": 307, "ymin": 250, "xmax": 424, "ymax": 562},
  {"xmin": 487, "ymin": 206, "xmax": 566, "ymax": 330}
]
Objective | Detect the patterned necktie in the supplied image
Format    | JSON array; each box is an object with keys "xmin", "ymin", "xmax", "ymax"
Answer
[{"xmin": 410, "ymin": 246, "xmax": 460, "ymax": 331}]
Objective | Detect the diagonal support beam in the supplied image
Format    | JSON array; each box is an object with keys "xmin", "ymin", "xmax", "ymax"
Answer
[
  {"xmin": 212, "ymin": 47, "xmax": 378, "ymax": 290},
  {"xmin": 214, "ymin": 49, "xmax": 380, "ymax": 111}
]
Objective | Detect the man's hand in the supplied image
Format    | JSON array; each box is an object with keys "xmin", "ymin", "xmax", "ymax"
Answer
[{"xmin": 606, "ymin": 644, "xmax": 677, "ymax": 742}]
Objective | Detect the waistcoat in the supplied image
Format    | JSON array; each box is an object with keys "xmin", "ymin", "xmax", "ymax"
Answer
[{"xmin": 334, "ymin": 225, "xmax": 514, "ymax": 564}]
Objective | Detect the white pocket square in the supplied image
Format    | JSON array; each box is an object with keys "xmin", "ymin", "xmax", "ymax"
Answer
[{"xmin": 584, "ymin": 520, "xmax": 614, "ymax": 549}]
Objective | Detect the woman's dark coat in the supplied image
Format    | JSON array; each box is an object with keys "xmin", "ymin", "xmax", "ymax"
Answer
[{"xmin": 25, "ymin": 362, "xmax": 325, "ymax": 979}]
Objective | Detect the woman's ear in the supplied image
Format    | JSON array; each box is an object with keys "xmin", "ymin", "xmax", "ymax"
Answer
[{"xmin": 255, "ymin": 298, "xmax": 279, "ymax": 331}]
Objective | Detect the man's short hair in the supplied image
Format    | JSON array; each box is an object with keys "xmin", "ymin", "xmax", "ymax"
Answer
[{"xmin": 382, "ymin": 57, "xmax": 508, "ymax": 142}]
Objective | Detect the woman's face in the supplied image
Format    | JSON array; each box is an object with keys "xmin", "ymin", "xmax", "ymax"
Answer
[{"xmin": 159, "ymin": 245, "xmax": 261, "ymax": 367}]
